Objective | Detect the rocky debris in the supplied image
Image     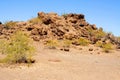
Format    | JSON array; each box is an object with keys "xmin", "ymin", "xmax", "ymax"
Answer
[
  {"xmin": 91, "ymin": 24, "xmax": 97, "ymax": 30},
  {"xmin": 79, "ymin": 48, "xmax": 83, "ymax": 50},
  {"xmin": 97, "ymin": 52, "xmax": 100, "ymax": 54},
  {"xmin": 64, "ymin": 48, "xmax": 70, "ymax": 52},
  {"xmin": 89, "ymin": 48, "xmax": 93, "ymax": 51},
  {"xmin": 60, "ymin": 48, "xmax": 70, "ymax": 52},
  {"xmin": 26, "ymin": 12, "xmax": 107, "ymax": 43},
  {"xmin": 0, "ymin": 12, "xmax": 120, "ymax": 49},
  {"xmin": 17, "ymin": 58, "xmax": 35, "ymax": 63},
  {"xmin": 116, "ymin": 45, "xmax": 120, "ymax": 49},
  {"xmin": 32, "ymin": 35, "xmax": 40, "ymax": 41}
]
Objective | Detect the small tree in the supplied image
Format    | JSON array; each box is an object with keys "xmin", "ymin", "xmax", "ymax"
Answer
[{"xmin": 0, "ymin": 31, "xmax": 35, "ymax": 63}]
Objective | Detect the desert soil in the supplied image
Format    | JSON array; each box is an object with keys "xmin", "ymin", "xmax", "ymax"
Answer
[{"xmin": 0, "ymin": 43, "xmax": 120, "ymax": 80}]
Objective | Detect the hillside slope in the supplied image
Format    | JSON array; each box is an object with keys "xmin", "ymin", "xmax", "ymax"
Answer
[
  {"xmin": 0, "ymin": 12, "xmax": 120, "ymax": 80},
  {"xmin": 0, "ymin": 12, "xmax": 120, "ymax": 49}
]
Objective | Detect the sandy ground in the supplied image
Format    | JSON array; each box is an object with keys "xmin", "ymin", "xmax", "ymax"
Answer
[{"xmin": 0, "ymin": 43, "xmax": 120, "ymax": 80}]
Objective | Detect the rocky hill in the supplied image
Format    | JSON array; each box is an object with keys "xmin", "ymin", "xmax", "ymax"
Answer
[
  {"xmin": 1, "ymin": 12, "xmax": 120, "ymax": 80},
  {"xmin": 0, "ymin": 12, "xmax": 120, "ymax": 51}
]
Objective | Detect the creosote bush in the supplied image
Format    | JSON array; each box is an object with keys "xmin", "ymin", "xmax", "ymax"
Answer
[{"xmin": 0, "ymin": 31, "xmax": 35, "ymax": 64}]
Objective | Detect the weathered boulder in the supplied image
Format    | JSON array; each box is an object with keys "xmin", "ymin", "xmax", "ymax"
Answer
[
  {"xmin": 64, "ymin": 13, "xmax": 84, "ymax": 19},
  {"xmin": 91, "ymin": 24, "xmax": 97, "ymax": 30}
]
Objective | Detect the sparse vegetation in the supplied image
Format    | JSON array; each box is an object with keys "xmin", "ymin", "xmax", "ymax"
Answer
[
  {"xmin": 62, "ymin": 13, "xmax": 68, "ymax": 18},
  {"xmin": 0, "ymin": 31, "xmax": 35, "ymax": 64},
  {"xmin": 95, "ymin": 41, "xmax": 103, "ymax": 47},
  {"xmin": 87, "ymin": 28, "xmax": 95, "ymax": 36},
  {"xmin": 62, "ymin": 39, "xmax": 72, "ymax": 48},
  {"xmin": 88, "ymin": 27, "xmax": 106, "ymax": 39},
  {"xmin": 0, "ymin": 39, "xmax": 8, "ymax": 54},
  {"xmin": 45, "ymin": 39, "xmax": 59, "ymax": 49},
  {"xmin": 74, "ymin": 38, "xmax": 90, "ymax": 46},
  {"xmin": 28, "ymin": 17, "xmax": 41, "ymax": 24},
  {"xmin": 95, "ymin": 41, "xmax": 114, "ymax": 53},
  {"xmin": 102, "ymin": 43, "xmax": 114, "ymax": 53},
  {"xmin": 95, "ymin": 28, "xmax": 106, "ymax": 39},
  {"xmin": 4, "ymin": 21, "xmax": 17, "ymax": 29}
]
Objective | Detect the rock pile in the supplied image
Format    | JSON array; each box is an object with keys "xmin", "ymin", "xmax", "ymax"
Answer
[
  {"xmin": 27, "ymin": 12, "xmax": 98, "ymax": 41},
  {"xmin": 0, "ymin": 12, "xmax": 120, "ymax": 48}
]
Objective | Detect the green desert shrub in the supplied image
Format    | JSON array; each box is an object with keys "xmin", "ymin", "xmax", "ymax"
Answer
[
  {"xmin": 0, "ymin": 39, "xmax": 8, "ymax": 54},
  {"xmin": 102, "ymin": 43, "xmax": 113, "ymax": 53},
  {"xmin": 75, "ymin": 38, "xmax": 90, "ymax": 46},
  {"xmin": 28, "ymin": 17, "xmax": 41, "ymax": 24},
  {"xmin": 4, "ymin": 21, "xmax": 17, "ymax": 29},
  {"xmin": 95, "ymin": 28, "xmax": 106, "ymax": 39},
  {"xmin": 0, "ymin": 31, "xmax": 35, "ymax": 63},
  {"xmin": 96, "ymin": 41, "xmax": 114, "ymax": 53}
]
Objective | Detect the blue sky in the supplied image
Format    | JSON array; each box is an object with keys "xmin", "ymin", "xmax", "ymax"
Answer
[{"xmin": 0, "ymin": 0, "xmax": 120, "ymax": 36}]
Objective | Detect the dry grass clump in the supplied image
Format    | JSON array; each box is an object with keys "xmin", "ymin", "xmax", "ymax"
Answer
[
  {"xmin": 95, "ymin": 28, "xmax": 106, "ymax": 39},
  {"xmin": 102, "ymin": 43, "xmax": 114, "ymax": 53},
  {"xmin": 95, "ymin": 41, "xmax": 114, "ymax": 53},
  {"xmin": 4, "ymin": 21, "xmax": 17, "ymax": 29},
  {"xmin": 62, "ymin": 39, "xmax": 72, "ymax": 48},
  {"xmin": 0, "ymin": 31, "xmax": 35, "ymax": 64},
  {"xmin": 88, "ymin": 27, "xmax": 106, "ymax": 39},
  {"xmin": 75, "ymin": 38, "xmax": 90, "ymax": 46},
  {"xmin": 95, "ymin": 41, "xmax": 103, "ymax": 47},
  {"xmin": 45, "ymin": 39, "xmax": 59, "ymax": 49},
  {"xmin": 28, "ymin": 17, "xmax": 42, "ymax": 24}
]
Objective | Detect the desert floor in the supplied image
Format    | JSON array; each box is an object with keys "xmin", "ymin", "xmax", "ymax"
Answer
[{"xmin": 0, "ymin": 43, "xmax": 120, "ymax": 80}]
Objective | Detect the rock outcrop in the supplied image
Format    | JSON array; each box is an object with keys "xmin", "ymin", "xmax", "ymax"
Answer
[
  {"xmin": 0, "ymin": 12, "xmax": 120, "ymax": 49},
  {"xmin": 28, "ymin": 12, "xmax": 97, "ymax": 41}
]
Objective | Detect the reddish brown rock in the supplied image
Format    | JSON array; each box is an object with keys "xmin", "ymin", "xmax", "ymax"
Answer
[
  {"xmin": 0, "ymin": 12, "xmax": 119, "ymax": 50},
  {"xmin": 64, "ymin": 48, "xmax": 70, "ymax": 52},
  {"xmin": 89, "ymin": 48, "xmax": 93, "ymax": 51}
]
